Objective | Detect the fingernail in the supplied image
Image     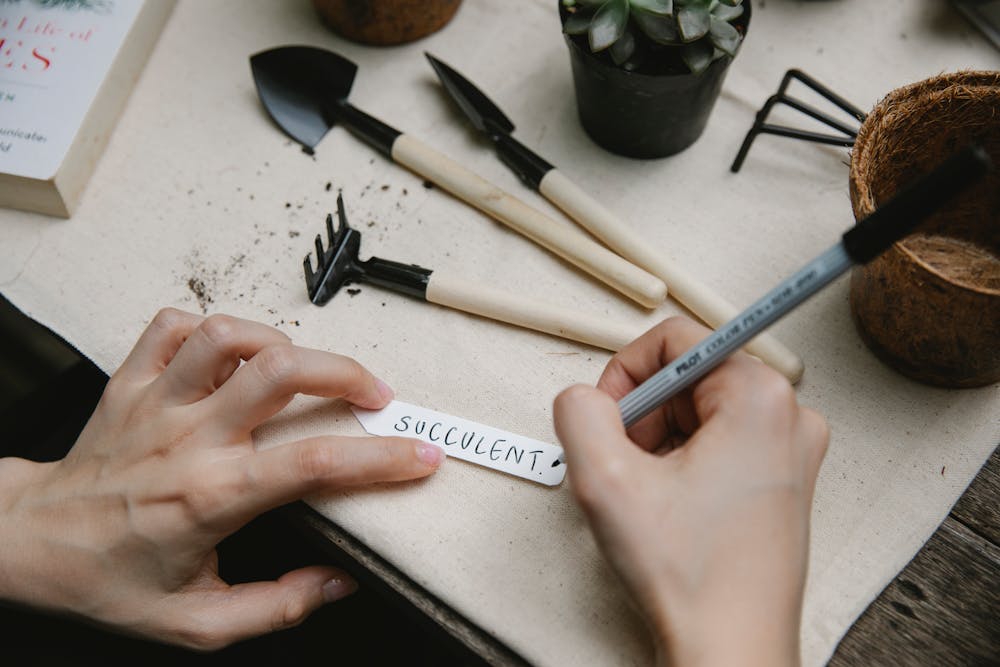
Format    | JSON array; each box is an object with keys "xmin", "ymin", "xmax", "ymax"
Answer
[
  {"xmin": 322, "ymin": 576, "xmax": 358, "ymax": 603},
  {"xmin": 417, "ymin": 442, "xmax": 445, "ymax": 467},
  {"xmin": 374, "ymin": 377, "xmax": 394, "ymax": 402}
]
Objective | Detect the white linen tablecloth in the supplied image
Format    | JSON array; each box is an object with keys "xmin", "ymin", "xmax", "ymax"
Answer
[{"xmin": 2, "ymin": 1, "xmax": 997, "ymax": 664}]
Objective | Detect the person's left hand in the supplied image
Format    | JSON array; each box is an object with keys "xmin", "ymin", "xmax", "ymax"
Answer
[{"xmin": 0, "ymin": 308, "xmax": 444, "ymax": 650}]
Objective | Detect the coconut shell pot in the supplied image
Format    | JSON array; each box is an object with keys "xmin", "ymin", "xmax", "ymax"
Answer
[
  {"xmin": 312, "ymin": 0, "xmax": 462, "ymax": 46},
  {"xmin": 849, "ymin": 71, "xmax": 1000, "ymax": 388}
]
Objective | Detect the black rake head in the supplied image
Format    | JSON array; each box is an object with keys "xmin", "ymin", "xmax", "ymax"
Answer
[
  {"xmin": 303, "ymin": 194, "xmax": 433, "ymax": 306},
  {"xmin": 304, "ymin": 193, "xmax": 364, "ymax": 305}
]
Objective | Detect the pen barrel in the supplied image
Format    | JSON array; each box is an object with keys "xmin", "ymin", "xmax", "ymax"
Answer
[
  {"xmin": 539, "ymin": 169, "xmax": 804, "ymax": 382},
  {"xmin": 426, "ymin": 271, "xmax": 643, "ymax": 351},
  {"xmin": 390, "ymin": 134, "xmax": 668, "ymax": 308},
  {"xmin": 619, "ymin": 244, "xmax": 853, "ymax": 427}
]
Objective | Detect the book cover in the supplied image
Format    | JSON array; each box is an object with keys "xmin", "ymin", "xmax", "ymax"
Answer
[{"xmin": 0, "ymin": 0, "xmax": 175, "ymax": 217}]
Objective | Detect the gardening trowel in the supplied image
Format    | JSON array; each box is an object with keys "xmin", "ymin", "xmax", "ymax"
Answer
[
  {"xmin": 426, "ymin": 53, "xmax": 804, "ymax": 382},
  {"xmin": 249, "ymin": 46, "xmax": 666, "ymax": 309}
]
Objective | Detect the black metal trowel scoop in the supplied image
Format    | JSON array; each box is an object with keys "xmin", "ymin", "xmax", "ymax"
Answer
[{"xmin": 251, "ymin": 46, "xmax": 401, "ymax": 156}]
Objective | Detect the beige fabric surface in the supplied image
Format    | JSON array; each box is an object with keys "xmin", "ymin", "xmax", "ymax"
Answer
[{"xmin": 1, "ymin": 1, "xmax": 998, "ymax": 664}]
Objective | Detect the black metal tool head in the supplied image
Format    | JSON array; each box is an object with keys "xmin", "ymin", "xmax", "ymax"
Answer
[
  {"xmin": 425, "ymin": 52, "xmax": 514, "ymax": 138},
  {"xmin": 250, "ymin": 46, "xmax": 359, "ymax": 150},
  {"xmin": 304, "ymin": 194, "xmax": 433, "ymax": 306},
  {"xmin": 304, "ymin": 193, "xmax": 364, "ymax": 305}
]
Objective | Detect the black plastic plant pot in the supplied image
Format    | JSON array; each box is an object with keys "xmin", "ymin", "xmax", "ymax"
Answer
[{"xmin": 562, "ymin": 1, "xmax": 751, "ymax": 158}]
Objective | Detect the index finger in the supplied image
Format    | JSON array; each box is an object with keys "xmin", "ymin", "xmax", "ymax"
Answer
[
  {"xmin": 597, "ymin": 317, "xmax": 761, "ymax": 449},
  {"xmin": 203, "ymin": 345, "xmax": 394, "ymax": 436}
]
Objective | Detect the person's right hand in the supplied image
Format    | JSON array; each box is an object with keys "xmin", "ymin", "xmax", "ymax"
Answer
[{"xmin": 553, "ymin": 317, "xmax": 829, "ymax": 667}]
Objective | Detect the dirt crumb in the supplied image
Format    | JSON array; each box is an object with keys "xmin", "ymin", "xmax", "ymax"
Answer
[
  {"xmin": 347, "ymin": 288, "xmax": 361, "ymax": 297},
  {"xmin": 187, "ymin": 277, "xmax": 212, "ymax": 313}
]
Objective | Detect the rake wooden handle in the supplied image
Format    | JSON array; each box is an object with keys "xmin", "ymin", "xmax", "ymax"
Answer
[
  {"xmin": 538, "ymin": 169, "xmax": 804, "ymax": 382},
  {"xmin": 425, "ymin": 271, "xmax": 643, "ymax": 352},
  {"xmin": 390, "ymin": 134, "xmax": 667, "ymax": 309}
]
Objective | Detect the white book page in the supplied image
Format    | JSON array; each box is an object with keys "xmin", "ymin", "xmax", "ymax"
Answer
[{"xmin": 0, "ymin": 0, "xmax": 143, "ymax": 179}]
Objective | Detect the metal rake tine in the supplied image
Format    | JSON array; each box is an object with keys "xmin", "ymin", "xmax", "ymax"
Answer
[
  {"xmin": 326, "ymin": 213, "xmax": 336, "ymax": 248},
  {"xmin": 335, "ymin": 192, "xmax": 351, "ymax": 233},
  {"xmin": 303, "ymin": 254, "xmax": 316, "ymax": 291},
  {"xmin": 779, "ymin": 69, "xmax": 866, "ymax": 122},
  {"xmin": 314, "ymin": 234, "xmax": 325, "ymax": 265}
]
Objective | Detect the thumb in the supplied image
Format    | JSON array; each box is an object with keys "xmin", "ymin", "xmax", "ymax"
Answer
[
  {"xmin": 176, "ymin": 566, "xmax": 356, "ymax": 650},
  {"xmin": 553, "ymin": 385, "xmax": 642, "ymax": 505}
]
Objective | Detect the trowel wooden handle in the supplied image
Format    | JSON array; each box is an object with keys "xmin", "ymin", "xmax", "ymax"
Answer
[
  {"xmin": 539, "ymin": 169, "xmax": 804, "ymax": 382},
  {"xmin": 390, "ymin": 134, "xmax": 667, "ymax": 308},
  {"xmin": 425, "ymin": 271, "xmax": 643, "ymax": 351}
]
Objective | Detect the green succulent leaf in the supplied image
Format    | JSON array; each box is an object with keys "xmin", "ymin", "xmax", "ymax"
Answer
[
  {"xmin": 717, "ymin": 0, "xmax": 742, "ymax": 6},
  {"xmin": 563, "ymin": 12, "xmax": 592, "ymax": 35},
  {"xmin": 608, "ymin": 30, "xmax": 636, "ymax": 65},
  {"xmin": 682, "ymin": 38, "xmax": 714, "ymax": 74},
  {"xmin": 709, "ymin": 16, "xmax": 741, "ymax": 55},
  {"xmin": 632, "ymin": 9, "xmax": 680, "ymax": 44},
  {"xmin": 711, "ymin": 2, "xmax": 743, "ymax": 21},
  {"xmin": 589, "ymin": 0, "xmax": 629, "ymax": 52},
  {"xmin": 677, "ymin": 1, "xmax": 712, "ymax": 42},
  {"xmin": 629, "ymin": 0, "xmax": 672, "ymax": 15}
]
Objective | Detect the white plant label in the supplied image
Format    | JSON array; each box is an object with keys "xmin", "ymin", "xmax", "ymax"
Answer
[{"xmin": 352, "ymin": 400, "xmax": 566, "ymax": 486}]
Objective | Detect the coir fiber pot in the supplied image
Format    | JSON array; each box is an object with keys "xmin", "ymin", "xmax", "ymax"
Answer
[
  {"xmin": 849, "ymin": 71, "xmax": 1000, "ymax": 388},
  {"xmin": 560, "ymin": 1, "xmax": 750, "ymax": 158},
  {"xmin": 313, "ymin": 0, "xmax": 462, "ymax": 46}
]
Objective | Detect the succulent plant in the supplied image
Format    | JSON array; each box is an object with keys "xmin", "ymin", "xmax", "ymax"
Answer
[{"xmin": 562, "ymin": 0, "xmax": 746, "ymax": 75}]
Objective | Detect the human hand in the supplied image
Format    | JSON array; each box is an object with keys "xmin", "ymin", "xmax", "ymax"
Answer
[
  {"xmin": 0, "ymin": 308, "xmax": 444, "ymax": 650},
  {"xmin": 553, "ymin": 317, "xmax": 828, "ymax": 667}
]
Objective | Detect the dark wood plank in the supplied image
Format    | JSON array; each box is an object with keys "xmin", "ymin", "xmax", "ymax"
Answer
[
  {"xmin": 830, "ymin": 517, "xmax": 1000, "ymax": 666},
  {"xmin": 951, "ymin": 446, "xmax": 1000, "ymax": 545}
]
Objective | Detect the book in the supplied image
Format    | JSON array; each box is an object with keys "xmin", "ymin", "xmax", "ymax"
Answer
[{"xmin": 0, "ymin": 0, "xmax": 175, "ymax": 217}]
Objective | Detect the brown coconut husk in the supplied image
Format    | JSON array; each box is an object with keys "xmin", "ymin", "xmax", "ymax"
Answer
[{"xmin": 849, "ymin": 70, "xmax": 1000, "ymax": 387}]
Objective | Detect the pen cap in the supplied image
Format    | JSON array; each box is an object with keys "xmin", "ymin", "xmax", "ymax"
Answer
[{"xmin": 842, "ymin": 144, "xmax": 993, "ymax": 264}]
